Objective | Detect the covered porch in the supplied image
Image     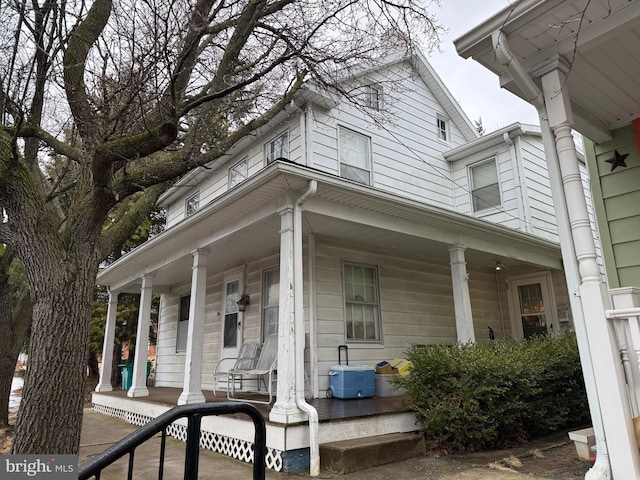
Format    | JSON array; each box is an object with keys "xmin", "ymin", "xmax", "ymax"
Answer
[{"xmin": 94, "ymin": 161, "xmax": 569, "ymax": 473}]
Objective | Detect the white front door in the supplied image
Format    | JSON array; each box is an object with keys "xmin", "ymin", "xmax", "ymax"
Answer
[{"xmin": 507, "ymin": 273, "xmax": 558, "ymax": 338}]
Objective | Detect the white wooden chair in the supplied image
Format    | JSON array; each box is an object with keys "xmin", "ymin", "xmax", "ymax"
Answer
[
  {"xmin": 227, "ymin": 334, "xmax": 278, "ymax": 404},
  {"xmin": 212, "ymin": 342, "xmax": 261, "ymax": 396}
]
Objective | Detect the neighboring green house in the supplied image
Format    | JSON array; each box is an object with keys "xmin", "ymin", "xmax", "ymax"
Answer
[
  {"xmin": 455, "ymin": 1, "xmax": 640, "ymax": 478},
  {"xmin": 585, "ymin": 124, "xmax": 640, "ymax": 288}
]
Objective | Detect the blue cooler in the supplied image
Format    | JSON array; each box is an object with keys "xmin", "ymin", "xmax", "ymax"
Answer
[{"xmin": 328, "ymin": 365, "xmax": 375, "ymax": 399}]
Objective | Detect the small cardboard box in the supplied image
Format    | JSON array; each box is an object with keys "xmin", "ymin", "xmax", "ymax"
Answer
[{"xmin": 375, "ymin": 361, "xmax": 398, "ymax": 374}]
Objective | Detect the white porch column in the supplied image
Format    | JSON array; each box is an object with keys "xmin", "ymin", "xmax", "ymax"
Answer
[
  {"xmin": 270, "ymin": 205, "xmax": 305, "ymax": 423},
  {"xmin": 96, "ymin": 289, "xmax": 119, "ymax": 392},
  {"xmin": 542, "ymin": 68, "xmax": 640, "ymax": 477},
  {"xmin": 448, "ymin": 245, "xmax": 475, "ymax": 343},
  {"xmin": 178, "ymin": 249, "xmax": 209, "ymax": 405},
  {"xmin": 128, "ymin": 274, "xmax": 153, "ymax": 398}
]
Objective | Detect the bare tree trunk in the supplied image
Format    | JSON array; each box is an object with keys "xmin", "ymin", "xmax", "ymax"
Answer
[{"xmin": 12, "ymin": 255, "xmax": 97, "ymax": 454}]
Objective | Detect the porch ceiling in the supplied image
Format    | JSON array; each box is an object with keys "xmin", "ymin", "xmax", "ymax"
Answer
[
  {"xmin": 98, "ymin": 163, "xmax": 562, "ymax": 292},
  {"xmin": 455, "ymin": 0, "xmax": 640, "ymax": 143}
]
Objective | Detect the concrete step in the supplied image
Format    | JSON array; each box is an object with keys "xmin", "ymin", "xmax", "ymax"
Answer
[{"xmin": 320, "ymin": 432, "xmax": 425, "ymax": 474}]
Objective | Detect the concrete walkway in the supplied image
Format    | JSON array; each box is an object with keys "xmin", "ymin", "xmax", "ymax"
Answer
[{"xmin": 79, "ymin": 409, "xmax": 585, "ymax": 479}]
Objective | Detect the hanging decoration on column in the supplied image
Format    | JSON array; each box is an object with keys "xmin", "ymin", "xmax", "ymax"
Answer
[{"xmin": 605, "ymin": 150, "xmax": 629, "ymax": 171}]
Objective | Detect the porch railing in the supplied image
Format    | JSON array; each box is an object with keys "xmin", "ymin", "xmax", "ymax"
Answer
[
  {"xmin": 78, "ymin": 402, "xmax": 266, "ymax": 480},
  {"xmin": 606, "ymin": 305, "xmax": 640, "ymax": 417}
]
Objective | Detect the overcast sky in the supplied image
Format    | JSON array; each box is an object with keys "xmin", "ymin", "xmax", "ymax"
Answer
[{"xmin": 426, "ymin": 1, "xmax": 540, "ymax": 133}]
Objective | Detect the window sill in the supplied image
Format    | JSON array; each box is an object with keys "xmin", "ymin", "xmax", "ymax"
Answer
[{"xmin": 344, "ymin": 342, "xmax": 384, "ymax": 349}]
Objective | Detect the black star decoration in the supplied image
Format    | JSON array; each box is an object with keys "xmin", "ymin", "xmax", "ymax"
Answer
[{"xmin": 605, "ymin": 150, "xmax": 629, "ymax": 171}]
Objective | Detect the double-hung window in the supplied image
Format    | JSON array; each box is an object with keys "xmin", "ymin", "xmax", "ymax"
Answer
[
  {"xmin": 262, "ymin": 267, "xmax": 280, "ymax": 341},
  {"xmin": 265, "ymin": 132, "xmax": 288, "ymax": 164},
  {"xmin": 470, "ymin": 159, "xmax": 501, "ymax": 212},
  {"xmin": 176, "ymin": 295, "xmax": 190, "ymax": 352},
  {"xmin": 436, "ymin": 116, "xmax": 449, "ymax": 142},
  {"xmin": 339, "ymin": 126, "xmax": 371, "ymax": 185},
  {"xmin": 343, "ymin": 262, "xmax": 381, "ymax": 342}
]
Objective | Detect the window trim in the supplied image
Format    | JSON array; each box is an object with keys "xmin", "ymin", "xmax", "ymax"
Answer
[
  {"xmin": 505, "ymin": 272, "xmax": 558, "ymax": 339},
  {"xmin": 185, "ymin": 192, "xmax": 200, "ymax": 217},
  {"xmin": 264, "ymin": 131, "xmax": 289, "ymax": 165},
  {"xmin": 338, "ymin": 125, "xmax": 372, "ymax": 186},
  {"xmin": 228, "ymin": 158, "xmax": 248, "ymax": 188},
  {"xmin": 362, "ymin": 83, "xmax": 381, "ymax": 111},
  {"xmin": 176, "ymin": 294, "xmax": 191, "ymax": 352},
  {"xmin": 436, "ymin": 115, "xmax": 450, "ymax": 143},
  {"xmin": 342, "ymin": 260, "xmax": 382, "ymax": 344},
  {"xmin": 261, "ymin": 265, "xmax": 280, "ymax": 342},
  {"xmin": 469, "ymin": 158, "xmax": 502, "ymax": 213}
]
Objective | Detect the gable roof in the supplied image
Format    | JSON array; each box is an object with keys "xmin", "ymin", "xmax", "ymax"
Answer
[{"xmin": 158, "ymin": 48, "xmax": 478, "ymax": 205}]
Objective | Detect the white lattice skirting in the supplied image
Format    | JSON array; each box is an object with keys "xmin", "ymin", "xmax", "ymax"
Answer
[{"xmin": 92, "ymin": 404, "xmax": 284, "ymax": 471}]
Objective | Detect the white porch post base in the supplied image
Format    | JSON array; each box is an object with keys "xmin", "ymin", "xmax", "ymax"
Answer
[
  {"xmin": 177, "ymin": 391, "xmax": 206, "ymax": 405},
  {"xmin": 94, "ymin": 384, "xmax": 113, "ymax": 393},
  {"xmin": 269, "ymin": 404, "xmax": 308, "ymax": 424},
  {"xmin": 127, "ymin": 386, "xmax": 149, "ymax": 398}
]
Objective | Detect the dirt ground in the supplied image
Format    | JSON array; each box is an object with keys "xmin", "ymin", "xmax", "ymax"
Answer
[
  {"xmin": 2, "ymin": 378, "xmax": 593, "ymax": 478},
  {"xmin": 484, "ymin": 443, "xmax": 591, "ymax": 478}
]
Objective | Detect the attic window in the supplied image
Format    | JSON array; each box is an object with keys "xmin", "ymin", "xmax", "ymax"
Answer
[
  {"xmin": 363, "ymin": 84, "xmax": 380, "ymax": 110},
  {"xmin": 265, "ymin": 131, "xmax": 288, "ymax": 164},
  {"xmin": 229, "ymin": 158, "xmax": 247, "ymax": 187},
  {"xmin": 185, "ymin": 192, "xmax": 199, "ymax": 217},
  {"xmin": 437, "ymin": 116, "xmax": 449, "ymax": 142}
]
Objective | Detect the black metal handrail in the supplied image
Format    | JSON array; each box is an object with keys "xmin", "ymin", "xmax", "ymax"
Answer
[{"xmin": 79, "ymin": 402, "xmax": 266, "ymax": 480}]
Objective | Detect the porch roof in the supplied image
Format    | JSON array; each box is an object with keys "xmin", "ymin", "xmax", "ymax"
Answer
[
  {"xmin": 98, "ymin": 162, "xmax": 562, "ymax": 292},
  {"xmin": 455, "ymin": 0, "xmax": 640, "ymax": 143}
]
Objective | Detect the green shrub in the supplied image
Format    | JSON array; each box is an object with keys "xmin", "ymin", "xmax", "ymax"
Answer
[{"xmin": 393, "ymin": 333, "xmax": 589, "ymax": 453}]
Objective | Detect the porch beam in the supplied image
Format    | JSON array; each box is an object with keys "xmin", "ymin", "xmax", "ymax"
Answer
[
  {"xmin": 303, "ymin": 198, "xmax": 562, "ymax": 269},
  {"xmin": 541, "ymin": 68, "xmax": 640, "ymax": 477},
  {"xmin": 96, "ymin": 289, "xmax": 119, "ymax": 392},
  {"xmin": 448, "ymin": 245, "xmax": 475, "ymax": 344},
  {"xmin": 178, "ymin": 249, "xmax": 209, "ymax": 405},
  {"xmin": 128, "ymin": 274, "xmax": 154, "ymax": 398}
]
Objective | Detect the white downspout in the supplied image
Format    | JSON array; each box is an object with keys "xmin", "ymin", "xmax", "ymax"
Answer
[
  {"xmin": 503, "ymin": 132, "xmax": 529, "ymax": 234},
  {"xmin": 492, "ymin": 30, "xmax": 611, "ymax": 480},
  {"xmin": 294, "ymin": 180, "xmax": 320, "ymax": 476}
]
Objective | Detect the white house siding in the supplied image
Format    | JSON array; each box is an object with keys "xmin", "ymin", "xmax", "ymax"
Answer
[
  {"xmin": 153, "ymin": 250, "xmax": 287, "ymax": 390},
  {"xmin": 163, "ymin": 118, "xmax": 302, "ymax": 228},
  {"xmin": 154, "ymin": 273, "xmax": 223, "ymax": 388},
  {"xmin": 309, "ymin": 62, "xmax": 465, "ymax": 209},
  {"xmin": 312, "ymin": 240, "xmax": 509, "ymax": 393},
  {"xmin": 450, "ymin": 142, "xmax": 522, "ymax": 231},
  {"xmin": 163, "ymin": 59, "xmax": 476, "ymax": 230},
  {"xmin": 519, "ymin": 135, "xmax": 559, "ymax": 243}
]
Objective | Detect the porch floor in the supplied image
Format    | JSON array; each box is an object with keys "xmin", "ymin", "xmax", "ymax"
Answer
[{"xmin": 92, "ymin": 387, "xmax": 411, "ymax": 424}]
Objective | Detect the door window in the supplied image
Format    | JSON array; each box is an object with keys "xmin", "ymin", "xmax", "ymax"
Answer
[
  {"xmin": 507, "ymin": 273, "xmax": 557, "ymax": 338},
  {"xmin": 223, "ymin": 281, "xmax": 239, "ymax": 348}
]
